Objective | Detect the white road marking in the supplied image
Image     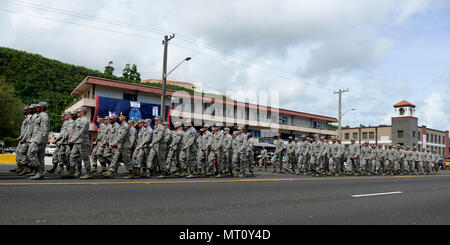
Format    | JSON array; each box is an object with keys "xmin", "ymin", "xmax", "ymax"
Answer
[{"xmin": 351, "ymin": 191, "xmax": 403, "ymax": 198}]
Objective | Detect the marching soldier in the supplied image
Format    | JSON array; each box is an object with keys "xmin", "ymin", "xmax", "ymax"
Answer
[
  {"xmin": 231, "ymin": 127, "xmax": 247, "ymax": 177},
  {"xmin": 412, "ymin": 147, "xmax": 420, "ymax": 175},
  {"xmin": 310, "ymin": 134, "xmax": 322, "ymax": 177},
  {"xmin": 47, "ymin": 113, "xmax": 66, "ymax": 174},
  {"xmin": 166, "ymin": 121, "xmax": 184, "ymax": 176},
  {"xmin": 90, "ymin": 116, "xmax": 105, "ymax": 173},
  {"xmin": 11, "ymin": 106, "xmax": 31, "ymax": 174},
  {"xmin": 344, "ymin": 138, "xmax": 360, "ymax": 175},
  {"xmin": 209, "ymin": 125, "xmax": 225, "ymax": 177},
  {"xmin": 273, "ymin": 134, "xmax": 284, "ymax": 173},
  {"xmin": 222, "ymin": 127, "xmax": 233, "ymax": 174},
  {"xmin": 27, "ymin": 102, "xmax": 50, "ymax": 180},
  {"xmin": 18, "ymin": 104, "xmax": 38, "ymax": 176},
  {"xmin": 246, "ymin": 133, "xmax": 255, "ymax": 176},
  {"xmin": 104, "ymin": 112, "xmax": 133, "ymax": 178},
  {"xmin": 147, "ymin": 116, "xmax": 165, "ymax": 176},
  {"xmin": 69, "ymin": 107, "xmax": 92, "ymax": 179},
  {"xmin": 285, "ymin": 137, "xmax": 296, "ymax": 174},
  {"xmin": 96, "ymin": 116, "xmax": 111, "ymax": 174},
  {"xmin": 179, "ymin": 121, "xmax": 197, "ymax": 178},
  {"xmin": 360, "ymin": 142, "xmax": 373, "ymax": 176}
]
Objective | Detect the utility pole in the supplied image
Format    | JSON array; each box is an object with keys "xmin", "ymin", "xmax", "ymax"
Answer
[
  {"xmin": 334, "ymin": 88, "xmax": 349, "ymax": 140},
  {"xmin": 161, "ymin": 33, "xmax": 175, "ymax": 122}
]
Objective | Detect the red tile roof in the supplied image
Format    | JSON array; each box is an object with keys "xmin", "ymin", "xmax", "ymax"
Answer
[
  {"xmin": 73, "ymin": 76, "xmax": 338, "ymax": 123},
  {"xmin": 393, "ymin": 100, "xmax": 416, "ymax": 108}
]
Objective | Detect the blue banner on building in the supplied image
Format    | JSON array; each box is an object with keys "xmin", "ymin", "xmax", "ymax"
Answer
[{"xmin": 93, "ymin": 96, "xmax": 170, "ymax": 130}]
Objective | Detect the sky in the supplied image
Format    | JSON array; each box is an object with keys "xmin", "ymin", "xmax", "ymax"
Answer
[{"xmin": 1, "ymin": 0, "xmax": 450, "ymax": 130}]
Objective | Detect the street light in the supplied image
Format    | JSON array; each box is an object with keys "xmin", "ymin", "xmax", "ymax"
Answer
[
  {"xmin": 161, "ymin": 56, "xmax": 191, "ymax": 122},
  {"xmin": 338, "ymin": 108, "xmax": 356, "ymax": 140}
]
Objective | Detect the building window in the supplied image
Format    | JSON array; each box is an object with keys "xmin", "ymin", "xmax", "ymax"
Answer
[
  {"xmin": 418, "ymin": 145, "xmax": 421, "ymax": 151},
  {"xmin": 412, "ymin": 130, "xmax": 415, "ymax": 138},
  {"xmin": 439, "ymin": 148, "xmax": 441, "ymax": 154},
  {"xmin": 353, "ymin": 133, "xmax": 358, "ymax": 140},
  {"xmin": 399, "ymin": 108, "xmax": 405, "ymax": 116},
  {"xmin": 398, "ymin": 130, "xmax": 404, "ymax": 138},
  {"xmin": 438, "ymin": 136, "xmax": 441, "ymax": 144},
  {"xmin": 123, "ymin": 93, "xmax": 137, "ymax": 101},
  {"xmin": 362, "ymin": 132, "xmax": 368, "ymax": 139},
  {"xmin": 345, "ymin": 133, "xmax": 349, "ymax": 140},
  {"xmin": 369, "ymin": 132, "xmax": 374, "ymax": 139},
  {"xmin": 418, "ymin": 132, "xmax": 421, "ymax": 140},
  {"xmin": 426, "ymin": 133, "xmax": 429, "ymax": 141}
]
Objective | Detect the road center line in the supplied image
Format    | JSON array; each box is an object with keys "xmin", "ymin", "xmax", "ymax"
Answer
[{"xmin": 351, "ymin": 191, "xmax": 403, "ymax": 198}]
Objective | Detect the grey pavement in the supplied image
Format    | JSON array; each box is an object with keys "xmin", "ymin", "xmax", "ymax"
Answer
[{"xmin": 0, "ymin": 164, "xmax": 449, "ymax": 225}]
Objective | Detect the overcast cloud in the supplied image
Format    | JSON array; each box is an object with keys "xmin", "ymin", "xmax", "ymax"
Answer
[{"xmin": 1, "ymin": 0, "xmax": 450, "ymax": 131}]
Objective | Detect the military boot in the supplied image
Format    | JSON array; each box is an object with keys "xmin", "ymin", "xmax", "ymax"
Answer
[
  {"xmin": 46, "ymin": 165, "xmax": 58, "ymax": 174},
  {"xmin": 26, "ymin": 168, "xmax": 37, "ymax": 176},
  {"xmin": 92, "ymin": 165, "xmax": 98, "ymax": 172},
  {"xmin": 30, "ymin": 171, "xmax": 44, "ymax": 180},
  {"xmin": 9, "ymin": 166, "xmax": 20, "ymax": 173},
  {"xmin": 17, "ymin": 167, "xmax": 28, "ymax": 175},
  {"xmin": 96, "ymin": 166, "xmax": 107, "ymax": 174},
  {"xmin": 74, "ymin": 169, "xmax": 81, "ymax": 178},
  {"xmin": 103, "ymin": 171, "xmax": 116, "ymax": 179},
  {"xmin": 124, "ymin": 169, "xmax": 138, "ymax": 179},
  {"xmin": 80, "ymin": 170, "xmax": 93, "ymax": 180}
]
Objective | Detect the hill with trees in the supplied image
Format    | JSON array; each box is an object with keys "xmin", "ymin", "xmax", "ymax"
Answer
[{"xmin": 0, "ymin": 46, "xmax": 194, "ymax": 144}]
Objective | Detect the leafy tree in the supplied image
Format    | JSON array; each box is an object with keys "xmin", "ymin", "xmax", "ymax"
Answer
[
  {"xmin": 104, "ymin": 61, "xmax": 115, "ymax": 76},
  {"xmin": 0, "ymin": 77, "xmax": 25, "ymax": 141},
  {"xmin": 122, "ymin": 64, "xmax": 131, "ymax": 80},
  {"xmin": 130, "ymin": 64, "xmax": 141, "ymax": 82}
]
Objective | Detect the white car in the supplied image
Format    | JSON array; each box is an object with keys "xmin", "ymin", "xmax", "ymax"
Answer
[{"xmin": 45, "ymin": 144, "xmax": 57, "ymax": 156}]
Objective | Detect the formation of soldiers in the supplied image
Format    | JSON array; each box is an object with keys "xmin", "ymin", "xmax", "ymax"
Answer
[
  {"xmin": 273, "ymin": 134, "xmax": 441, "ymax": 177},
  {"xmin": 9, "ymin": 105, "xmax": 441, "ymax": 180}
]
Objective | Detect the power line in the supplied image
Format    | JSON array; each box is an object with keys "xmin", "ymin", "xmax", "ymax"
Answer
[{"xmin": 0, "ymin": 0, "xmax": 336, "ymax": 92}]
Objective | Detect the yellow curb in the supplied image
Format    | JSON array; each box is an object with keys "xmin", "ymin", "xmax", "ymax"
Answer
[
  {"xmin": 0, "ymin": 174, "xmax": 448, "ymax": 186},
  {"xmin": 0, "ymin": 154, "xmax": 16, "ymax": 164}
]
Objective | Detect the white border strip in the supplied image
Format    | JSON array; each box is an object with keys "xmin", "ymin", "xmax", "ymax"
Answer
[{"xmin": 351, "ymin": 191, "xmax": 403, "ymax": 198}]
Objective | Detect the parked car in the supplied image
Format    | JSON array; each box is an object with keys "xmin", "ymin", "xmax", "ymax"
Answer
[
  {"xmin": 45, "ymin": 144, "xmax": 57, "ymax": 156},
  {"xmin": 4, "ymin": 147, "xmax": 16, "ymax": 153}
]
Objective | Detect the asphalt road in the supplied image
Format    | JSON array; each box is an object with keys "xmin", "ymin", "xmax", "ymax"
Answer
[{"xmin": 1, "ymin": 164, "xmax": 449, "ymax": 225}]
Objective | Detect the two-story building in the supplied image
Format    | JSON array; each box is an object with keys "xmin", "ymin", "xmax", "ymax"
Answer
[{"xmin": 66, "ymin": 76, "xmax": 338, "ymax": 143}]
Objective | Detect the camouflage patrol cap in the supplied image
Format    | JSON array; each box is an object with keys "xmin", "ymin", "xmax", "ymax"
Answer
[
  {"xmin": 110, "ymin": 115, "xmax": 118, "ymax": 119},
  {"xmin": 37, "ymin": 102, "xmax": 48, "ymax": 108},
  {"xmin": 153, "ymin": 116, "xmax": 161, "ymax": 121},
  {"xmin": 211, "ymin": 127, "xmax": 216, "ymax": 131},
  {"xmin": 215, "ymin": 123, "xmax": 223, "ymax": 127},
  {"xmin": 232, "ymin": 131, "xmax": 238, "ymax": 135},
  {"xmin": 237, "ymin": 126, "xmax": 243, "ymax": 130},
  {"xmin": 174, "ymin": 122, "xmax": 182, "ymax": 128},
  {"xmin": 246, "ymin": 132, "xmax": 252, "ymax": 136},
  {"xmin": 199, "ymin": 128, "xmax": 205, "ymax": 132},
  {"xmin": 104, "ymin": 116, "xmax": 111, "ymax": 120},
  {"xmin": 203, "ymin": 124, "xmax": 210, "ymax": 128},
  {"xmin": 60, "ymin": 113, "xmax": 66, "ymax": 117},
  {"xmin": 224, "ymin": 127, "xmax": 230, "ymax": 131},
  {"xmin": 70, "ymin": 110, "xmax": 77, "ymax": 115},
  {"xmin": 29, "ymin": 104, "xmax": 37, "ymax": 109},
  {"xmin": 314, "ymin": 134, "xmax": 319, "ymax": 137},
  {"xmin": 301, "ymin": 135, "xmax": 306, "ymax": 138},
  {"xmin": 162, "ymin": 122, "xmax": 169, "ymax": 126},
  {"xmin": 138, "ymin": 119, "xmax": 144, "ymax": 123}
]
